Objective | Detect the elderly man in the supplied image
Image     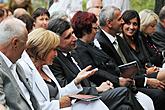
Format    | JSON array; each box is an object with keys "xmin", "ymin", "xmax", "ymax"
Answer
[{"xmin": 0, "ymin": 17, "xmax": 40, "ymax": 110}]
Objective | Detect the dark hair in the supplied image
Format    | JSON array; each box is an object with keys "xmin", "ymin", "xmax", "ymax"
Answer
[
  {"xmin": 0, "ymin": 9, "xmax": 4, "ymax": 17},
  {"xmin": 17, "ymin": 14, "xmax": 34, "ymax": 33},
  {"xmin": 71, "ymin": 11, "xmax": 97, "ymax": 38},
  {"xmin": 122, "ymin": 10, "xmax": 140, "ymax": 29},
  {"xmin": 31, "ymin": 7, "xmax": 50, "ymax": 20},
  {"xmin": 122, "ymin": 10, "xmax": 140, "ymax": 39},
  {"xmin": 48, "ymin": 18, "xmax": 71, "ymax": 36}
]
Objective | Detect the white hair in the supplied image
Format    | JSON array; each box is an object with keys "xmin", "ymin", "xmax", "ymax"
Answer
[{"xmin": 0, "ymin": 16, "xmax": 26, "ymax": 45}]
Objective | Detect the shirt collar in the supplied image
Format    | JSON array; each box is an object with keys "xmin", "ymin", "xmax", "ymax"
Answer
[
  {"xmin": 0, "ymin": 51, "xmax": 13, "ymax": 68},
  {"xmin": 101, "ymin": 29, "xmax": 117, "ymax": 43},
  {"xmin": 62, "ymin": 51, "xmax": 72, "ymax": 57}
]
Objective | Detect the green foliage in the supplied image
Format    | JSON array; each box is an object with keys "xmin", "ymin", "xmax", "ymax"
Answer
[{"xmin": 131, "ymin": 0, "xmax": 155, "ymax": 12}]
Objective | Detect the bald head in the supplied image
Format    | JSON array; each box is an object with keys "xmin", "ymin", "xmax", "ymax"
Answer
[{"xmin": 13, "ymin": 8, "xmax": 29, "ymax": 18}]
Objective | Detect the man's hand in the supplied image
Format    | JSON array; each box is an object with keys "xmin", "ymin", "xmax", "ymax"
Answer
[
  {"xmin": 96, "ymin": 80, "xmax": 114, "ymax": 92},
  {"xmin": 59, "ymin": 96, "xmax": 71, "ymax": 108},
  {"xmin": 119, "ymin": 77, "xmax": 133, "ymax": 87},
  {"xmin": 147, "ymin": 78, "xmax": 165, "ymax": 89},
  {"xmin": 146, "ymin": 66, "xmax": 159, "ymax": 75},
  {"xmin": 74, "ymin": 65, "xmax": 98, "ymax": 85}
]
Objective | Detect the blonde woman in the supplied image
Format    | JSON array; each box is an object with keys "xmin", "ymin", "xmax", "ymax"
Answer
[
  {"xmin": 18, "ymin": 28, "xmax": 108, "ymax": 110},
  {"xmin": 139, "ymin": 9, "xmax": 163, "ymax": 67}
]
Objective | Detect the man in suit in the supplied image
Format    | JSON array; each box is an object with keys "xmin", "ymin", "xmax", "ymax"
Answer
[
  {"xmin": 0, "ymin": 17, "xmax": 40, "ymax": 110},
  {"xmin": 47, "ymin": 18, "xmax": 144, "ymax": 110},
  {"xmin": 152, "ymin": 6, "xmax": 165, "ymax": 52},
  {"xmin": 95, "ymin": 5, "xmax": 165, "ymax": 110}
]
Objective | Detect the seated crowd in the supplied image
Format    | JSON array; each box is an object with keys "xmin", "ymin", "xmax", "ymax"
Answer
[{"xmin": 0, "ymin": 0, "xmax": 165, "ymax": 110}]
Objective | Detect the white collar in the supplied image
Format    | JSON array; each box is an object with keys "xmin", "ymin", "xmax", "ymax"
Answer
[
  {"xmin": 102, "ymin": 29, "xmax": 117, "ymax": 43},
  {"xmin": 0, "ymin": 51, "xmax": 13, "ymax": 68}
]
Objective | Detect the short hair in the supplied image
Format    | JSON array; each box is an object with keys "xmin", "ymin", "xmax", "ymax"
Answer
[
  {"xmin": 49, "ymin": 10, "xmax": 68, "ymax": 21},
  {"xmin": 48, "ymin": 18, "xmax": 71, "ymax": 36},
  {"xmin": 13, "ymin": 8, "xmax": 29, "ymax": 18},
  {"xmin": 139, "ymin": 9, "xmax": 159, "ymax": 32},
  {"xmin": 71, "ymin": 11, "xmax": 97, "ymax": 38},
  {"xmin": 27, "ymin": 28, "xmax": 60, "ymax": 61},
  {"xmin": 159, "ymin": 6, "xmax": 165, "ymax": 21},
  {"xmin": 17, "ymin": 14, "xmax": 34, "ymax": 33},
  {"xmin": 31, "ymin": 7, "xmax": 50, "ymax": 21},
  {"xmin": 0, "ymin": 17, "xmax": 26, "ymax": 45},
  {"xmin": 99, "ymin": 5, "xmax": 120, "ymax": 26}
]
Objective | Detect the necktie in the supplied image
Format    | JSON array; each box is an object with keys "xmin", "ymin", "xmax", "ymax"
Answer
[
  {"xmin": 113, "ymin": 39, "xmax": 127, "ymax": 64},
  {"xmin": 66, "ymin": 52, "xmax": 73, "ymax": 62},
  {"xmin": 66, "ymin": 52, "xmax": 82, "ymax": 71}
]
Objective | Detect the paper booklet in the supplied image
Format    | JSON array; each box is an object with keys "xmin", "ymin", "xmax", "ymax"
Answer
[
  {"xmin": 69, "ymin": 94, "xmax": 101, "ymax": 102},
  {"xmin": 118, "ymin": 61, "xmax": 139, "ymax": 79}
]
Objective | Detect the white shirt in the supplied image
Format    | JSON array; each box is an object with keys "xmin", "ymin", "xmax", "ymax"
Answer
[
  {"xmin": 63, "ymin": 52, "xmax": 82, "ymax": 71},
  {"xmin": 0, "ymin": 51, "xmax": 34, "ymax": 110}
]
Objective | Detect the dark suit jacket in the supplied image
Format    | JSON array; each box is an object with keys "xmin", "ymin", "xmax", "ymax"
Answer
[
  {"xmin": 152, "ymin": 22, "xmax": 165, "ymax": 52},
  {"xmin": 49, "ymin": 50, "xmax": 144, "ymax": 110},
  {"xmin": 72, "ymin": 39, "xmax": 120, "ymax": 87},
  {"xmin": 0, "ymin": 55, "xmax": 40, "ymax": 110},
  {"xmin": 49, "ymin": 51, "xmax": 99, "ymax": 95},
  {"xmin": 95, "ymin": 29, "xmax": 145, "ymax": 87}
]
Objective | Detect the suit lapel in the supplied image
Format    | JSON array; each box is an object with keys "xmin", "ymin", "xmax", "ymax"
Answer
[
  {"xmin": 16, "ymin": 63, "xmax": 40, "ymax": 110},
  {"xmin": 57, "ymin": 51, "xmax": 91, "ymax": 87},
  {"xmin": 96, "ymin": 30, "xmax": 123, "ymax": 65},
  {"xmin": 43, "ymin": 65, "xmax": 61, "ymax": 89},
  {"xmin": 58, "ymin": 51, "xmax": 80, "ymax": 75},
  {"xmin": 21, "ymin": 51, "xmax": 49, "ymax": 100},
  {"xmin": 0, "ymin": 56, "xmax": 33, "ymax": 109}
]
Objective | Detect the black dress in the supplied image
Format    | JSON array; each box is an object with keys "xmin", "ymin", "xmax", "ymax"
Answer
[
  {"xmin": 140, "ymin": 32, "xmax": 163, "ymax": 67},
  {"xmin": 44, "ymin": 79, "xmax": 59, "ymax": 100}
]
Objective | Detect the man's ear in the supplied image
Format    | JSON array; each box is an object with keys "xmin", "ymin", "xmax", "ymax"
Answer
[
  {"xmin": 11, "ymin": 37, "xmax": 19, "ymax": 49},
  {"xmin": 106, "ymin": 19, "xmax": 113, "ymax": 28},
  {"xmin": 162, "ymin": 19, "xmax": 165, "ymax": 27}
]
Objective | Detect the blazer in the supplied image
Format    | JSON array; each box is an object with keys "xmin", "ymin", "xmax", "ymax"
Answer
[
  {"xmin": 0, "ymin": 55, "xmax": 40, "ymax": 110},
  {"xmin": 152, "ymin": 21, "xmax": 165, "ymax": 52},
  {"xmin": 95, "ymin": 29, "xmax": 145, "ymax": 87},
  {"xmin": 18, "ymin": 51, "xmax": 83, "ymax": 110},
  {"xmin": 49, "ymin": 50, "xmax": 144, "ymax": 110},
  {"xmin": 49, "ymin": 50, "xmax": 99, "ymax": 95},
  {"xmin": 73, "ymin": 39, "xmax": 120, "ymax": 87}
]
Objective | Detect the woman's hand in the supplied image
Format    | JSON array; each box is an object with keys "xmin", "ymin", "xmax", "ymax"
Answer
[{"xmin": 59, "ymin": 96, "xmax": 71, "ymax": 108}]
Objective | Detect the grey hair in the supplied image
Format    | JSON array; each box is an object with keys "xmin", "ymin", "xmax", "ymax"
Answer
[
  {"xmin": 49, "ymin": 10, "xmax": 68, "ymax": 21},
  {"xmin": 0, "ymin": 16, "xmax": 26, "ymax": 45},
  {"xmin": 159, "ymin": 6, "xmax": 165, "ymax": 21},
  {"xmin": 99, "ymin": 5, "xmax": 120, "ymax": 26}
]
